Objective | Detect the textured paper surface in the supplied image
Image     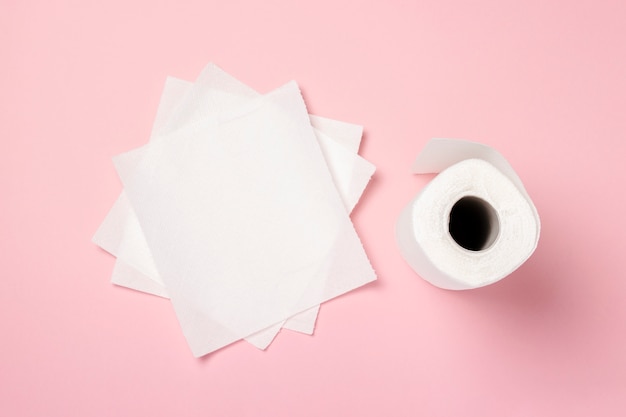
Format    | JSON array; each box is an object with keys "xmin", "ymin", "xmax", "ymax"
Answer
[
  {"xmin": 113, "ymin": 81, "xmax": 376, "ymax": 356},
  {"xmin": 93, "ymin": 67, "xmax": 375, "ymax": 349},
  {"xmin": 396, "ymin": 139, "xmax": 540, "ymax": 290}
]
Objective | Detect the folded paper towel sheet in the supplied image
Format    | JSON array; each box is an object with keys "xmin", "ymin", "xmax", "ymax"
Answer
[
  {"xmin": 396, "ymin": 139, "xmax": 540, "ymax": 290},
  {"xmin": 94, "ymin": 64, "xmax": 377, "ymax": 356}
]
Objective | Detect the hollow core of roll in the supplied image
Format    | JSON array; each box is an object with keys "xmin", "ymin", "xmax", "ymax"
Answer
[{"xmin": 448, "ymin": 196, "xmax": 500, "ymax": 251}]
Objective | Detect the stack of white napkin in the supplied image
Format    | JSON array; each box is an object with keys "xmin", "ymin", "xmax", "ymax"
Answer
[{"xmin": 93, "ymin": 63, "xmax": 377, "ymax": 357}]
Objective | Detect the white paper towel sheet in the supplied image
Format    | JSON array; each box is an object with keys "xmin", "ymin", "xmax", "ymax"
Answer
[
  {"xmin": 396, "ymin": 139, "xmax": 540, "ymax": 290},
  {"xmin": 93, "ymin": 64, "xmax": 376, "ymax": 356},
  {"xmin": 96, "ymin": 70, "xmax": 373, "ymax": 349}
]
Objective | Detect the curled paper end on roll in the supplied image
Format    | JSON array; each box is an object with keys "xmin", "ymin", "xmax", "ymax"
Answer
[{"xmin": 396, "ymin": 139, "xmax": 540, "ymax": 290}]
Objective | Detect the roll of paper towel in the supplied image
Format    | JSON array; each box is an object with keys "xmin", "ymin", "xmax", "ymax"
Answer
[{"xmin": 396, "ymin": 139, "xmax": 540, "ymax": 290}]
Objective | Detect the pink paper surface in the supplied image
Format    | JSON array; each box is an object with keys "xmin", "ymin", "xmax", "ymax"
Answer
[{"xmin": 2, "ymin": 1, "xmax": 626, "ymax": 416}]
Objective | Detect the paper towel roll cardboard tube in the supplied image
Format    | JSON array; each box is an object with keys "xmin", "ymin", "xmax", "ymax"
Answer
[
  {"xmin": 396, "ymin": 139, "xmax": 540, "ymax": 290},
  {"xmin": 448, "ymin": 196, "xmax": 500, "ymax": 251}
]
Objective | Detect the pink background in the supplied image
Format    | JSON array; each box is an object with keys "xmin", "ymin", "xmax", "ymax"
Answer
[{"xmin": 2, "ymin": 0, "xmax": 626, "ymax": 415}]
